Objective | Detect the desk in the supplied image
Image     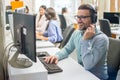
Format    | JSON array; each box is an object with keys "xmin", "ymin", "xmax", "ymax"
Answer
[
  {"xmin": 8, "ymin": 41, "xmax": 100, "ymax": 80},
  {"xmin": 97, "ymin": 25, "xmax": 120, "ymax": 38},
  {"xmin": 37, "ymin": 47, "xmax": 100, "ymax": 80},
  {"xmin": 111, "ymin": 27, "xmax": 120, "ymax": 39},
  {"xmin": 8, "ymin": 51, "xmax": 47, "ymax": 80},
  {"xmin": 111, "ymin": 27, "xmax": 120, "ymax": 35},
  {"xmin": 36, "ymin": 40, "xmax": 55, "ymax": 48}
]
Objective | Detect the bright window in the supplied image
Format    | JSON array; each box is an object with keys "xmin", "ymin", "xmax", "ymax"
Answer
[
  {"xmin": 35, "ymin": 0, "xmax": 50, "ymax": 13},
  {"xmin": 35, "ymin": 0, "xmax": 78, "ymax": 14}
]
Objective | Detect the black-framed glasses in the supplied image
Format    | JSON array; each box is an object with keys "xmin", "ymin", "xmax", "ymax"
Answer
[{"xmin": 74, "ymin": 15, "xmax": 91, "ymax": 20}]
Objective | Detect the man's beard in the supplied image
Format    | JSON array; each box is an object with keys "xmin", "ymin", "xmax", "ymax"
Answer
[
  {"xmin": 79, "ymin": 25, "xmax": 87, "ymax": 31},
  {"xmin": 78, "ymin": 22, "xmax": 87, "ymax": 30},
  {"xmin": 81, "ymin": 27, "xmax": 87, "ymax": 30}
]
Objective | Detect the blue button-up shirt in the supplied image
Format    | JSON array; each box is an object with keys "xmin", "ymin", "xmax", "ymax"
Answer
[{"xmin": 44, "ymin": 20, "xmax": 63, "ymax": 43}]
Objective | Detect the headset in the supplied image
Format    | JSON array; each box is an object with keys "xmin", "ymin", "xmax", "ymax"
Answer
[
  {"xmin": 89, "ymin": 6, "xmax": 97, "ymax": 24},
  {"xmin": 45, "ymin": 12, "xmax": 51, "ymax": 20}
]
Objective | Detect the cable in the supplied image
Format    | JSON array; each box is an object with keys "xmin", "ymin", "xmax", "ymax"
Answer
[
  {"xmin": 3, "ymin": 42, "xmax": 15, "ymax": 80},
  {"xmin": 4, "ymin": 42, "xmax": 14, "ymax": 53},
  {"xmin": 3, "ymin": 42, "xmax": 20, "ymax": 80}
]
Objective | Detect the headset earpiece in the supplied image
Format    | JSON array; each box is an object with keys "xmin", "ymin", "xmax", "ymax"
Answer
[
  {"xmin": 91, "ymin": 12, "xmax": 97, "ymax": 23},
  {"xmin": 89, "ymin": 6, "xmax": 97, "ymax": 24}
]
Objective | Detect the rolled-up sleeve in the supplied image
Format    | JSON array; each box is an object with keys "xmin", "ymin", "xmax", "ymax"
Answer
[{"xmin": 55, "ymin": 31, "xmax": 76, "ymax": 60}]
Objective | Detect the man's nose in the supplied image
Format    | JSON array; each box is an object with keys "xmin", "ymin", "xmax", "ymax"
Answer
[{"xmin": 77, "ymin": 18, "xmax": 83, "ymax": 23}]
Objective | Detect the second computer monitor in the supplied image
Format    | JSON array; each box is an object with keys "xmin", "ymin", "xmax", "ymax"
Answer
[{"xmin": 104, "ymin": 12, "xmax": 120, "ymax": 24}]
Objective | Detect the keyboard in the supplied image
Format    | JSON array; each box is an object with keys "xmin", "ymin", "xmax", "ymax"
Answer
[{"xmin": 37, "ymin": 52, "xmax": 63, "ymax": 74}]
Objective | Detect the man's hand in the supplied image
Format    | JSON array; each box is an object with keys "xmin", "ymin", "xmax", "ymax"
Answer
[
  {"xmin": 44, "ymin": 55, "xmax": 58, "ymax": 64},
  {"xmin": 83, "ymin": 24, "xmax": 95, "ymax": 40}
]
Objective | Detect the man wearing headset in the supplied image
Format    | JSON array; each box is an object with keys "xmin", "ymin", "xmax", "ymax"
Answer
[{"xmin": 44, "ymin": 4, "xmax": 109, "ymax": 80}]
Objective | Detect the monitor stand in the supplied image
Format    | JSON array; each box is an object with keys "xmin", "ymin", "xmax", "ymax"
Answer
[{"xmin": 9, "ymin": 50, "xmax": 33, "ymax": 68}]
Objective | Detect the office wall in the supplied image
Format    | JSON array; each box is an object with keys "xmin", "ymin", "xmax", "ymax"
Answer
[
  {"xmin": 0, "ymin": 0, "xmax": 5, "ymax": 80},
  {"xmin": 0, "ymin": 0, "xmax": 5, "ymax": 68},
  {"xmin": 35, "ymin": 0, "xmax": 79, "ymax": 14},
  {"xmin": 98, "ymin": 0, "xmax": 110, "ymax": 19},
  {"xmin": 110, "ymin": 0, "xmax": 116, "ymax": 12},
  {"xmin": 118, "ymin": 0, "xmax": 120, "ymax": 12},
  {"xmin": 110, "ymin": 0, "xmax": 120, "ymax": 12}
]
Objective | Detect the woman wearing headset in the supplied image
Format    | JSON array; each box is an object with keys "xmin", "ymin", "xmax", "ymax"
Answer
[{"xmin": 36, "ymin": 7, "xmax": 63, "ymax": 43}]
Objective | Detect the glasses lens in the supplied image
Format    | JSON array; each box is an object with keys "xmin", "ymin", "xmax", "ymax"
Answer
[{"xmin": 75, "ymin": 15, "xmax": 90, "ymax": 20}]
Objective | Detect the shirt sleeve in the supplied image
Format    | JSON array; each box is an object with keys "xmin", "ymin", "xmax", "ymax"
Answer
[
  {"xmin": 80, "ymin": 35, "xmax": 109, "ymax": 70},
  {"xmin": 43, "ymin": 31, "xmax": 48, "ymax": 37},
  {"xmin": 47, "ymin": 23, "xmax": 57, "ymax": 43},
  {"xmin": 55, "ymin": 31, "xmax": 76, "ymax": 60}
]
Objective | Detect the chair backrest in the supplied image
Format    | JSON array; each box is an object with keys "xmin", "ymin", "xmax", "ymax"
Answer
[
  {"xmin": 59, "ymin": 25, "xmax": 75, "ymax": 48},
  {"xmin": 99, "ymin": 19, "xmax": 111, "ymax": 37},
  {"xmin": 107, "ymin": 38, "xmax": 120, "ymax": 80},
  {"xmin": 58, "ymin": 14, "xmax": 67, "ymax": 33}
]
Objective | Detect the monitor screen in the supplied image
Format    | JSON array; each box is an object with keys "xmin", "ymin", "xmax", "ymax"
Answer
[
  {"xmin": 103, "ymin": 12, "xmax": 119, "ymax": 24},
  {"xmin": 9, "ymin": 12, "xmax": 36, "ymax": 68}
]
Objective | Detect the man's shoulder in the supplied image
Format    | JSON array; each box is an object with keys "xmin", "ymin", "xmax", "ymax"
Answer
[
  {"xmin": 94, "ymin": 31, "xmax": 109, "ymax": 42},
  {"xmin": 71, "ymin": 30, "xmax": 81, "ymax": 36}
]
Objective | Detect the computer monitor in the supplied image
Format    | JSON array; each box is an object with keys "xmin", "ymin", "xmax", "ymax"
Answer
[
  {"xmin": 15, "ymin": 7, "xmax": 26, "ymax": 13},
  {"xmin": 103, "ymin": 12, "xmax": 120, "ymax": 24},
  {"xmin": 9, "ymin": 12, "xmax": 36, "ymax": 68}
]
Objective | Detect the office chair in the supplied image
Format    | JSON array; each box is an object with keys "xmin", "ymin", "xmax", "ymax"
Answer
[
  {"xmin": 58, "ymin": 14, "xmax": 67, "ymax": 33},
  {"xmin": 59, "ymin": 24, "xmax": 75, "ymax": 48},
  {"xmin": 99, "ymin": 19, "xmax": 112, "ymax": 37},
  {"xmin": 107, "ymin": 38, "xmax": 120, "ymax": 80}
]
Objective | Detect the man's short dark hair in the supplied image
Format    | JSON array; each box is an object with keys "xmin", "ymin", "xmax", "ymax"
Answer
[{"xmin": 78, "ymin": 4, "xmax": 97, "ymax": 23}]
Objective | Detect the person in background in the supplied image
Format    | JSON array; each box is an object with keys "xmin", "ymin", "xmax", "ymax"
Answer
[
  {"xmin": 44, "ymin": 4, "xmax": 109, "ymax": 80},
  {"xmin": 36, "ymin": 7, "xmax": 63, "ymax": 43},
  {"xmin": 36, "ymin": 5, "xmax": 48, "ymax": 33},
  {"xmin": 61, "ymin": 7, "xmax": 77, "ymax": 27},
  {"xmin": 25, "ymin": 5, "xmax": 29, "ymax": 14}
]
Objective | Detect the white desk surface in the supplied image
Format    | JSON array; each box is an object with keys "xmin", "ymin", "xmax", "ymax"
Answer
[
  {"xmin": 8, "ymin": 54, "xmax": 47, "ymax": 80},
  {"xmin": 8, "ymin": 41, "xmax": 100, "ymax": 80},
  {"xmin": 36, "ymin": 40, "xmax": 55, "ymax": 48},
  {"xmin": 111, "ymin": 27, "xmax": 120, "ymax": 35},
  {"xmin": 97, "ymin": 25, "xmax": 120, "ymax": 37},
  {"xmin": 37, "ymin": 47, "xmax": 100, "ymax": 80}
]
